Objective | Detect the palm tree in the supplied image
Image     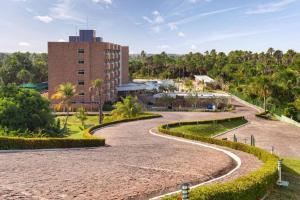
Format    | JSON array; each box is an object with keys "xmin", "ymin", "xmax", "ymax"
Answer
[
  {"xmin": 17, "ymin": 69, "xmax": 32, "ymax": 84},
  {"xmin": 250, "ymin": 76, "xmax": 272, "ymax": 111},
  {"xmin": 51, "ymin": 83, "xmax": 76, "ymax": 130},
  {"xmin": 92, "ymin": 79, "xmax": 104, "ymax": 124}
]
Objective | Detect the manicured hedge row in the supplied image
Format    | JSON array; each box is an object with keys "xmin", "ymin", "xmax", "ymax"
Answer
[
  {"xmin": 87, "ymin": 113, "xmax": 162, "ymax": 134},
  {"xmin": 0, "ymin": 136, "xmax": 105, "ymax": 150},
  {"xmin": 164, "ymin": 116, "xmax": 247, "ymax": 129},
  {"xmin": 159, "ymin": 117, "xmax": 278, "ymax": 200},
  {"xmin": 0, "ymin": 113, "xmax": 161, "ymax": 150}
]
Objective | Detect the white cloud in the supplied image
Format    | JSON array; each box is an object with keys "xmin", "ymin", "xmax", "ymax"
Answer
[
  {"xmin": 170, "ymin": 7, "xmax": 240, "ymax": 26},
  {"xmin": 178, "ymin": 32, "xmax": 186, "ymax": 37},
  {"xmin": 143, "ymin": 10, "xmax": 165, "ymax": 33},
  {"xmin": 18, "ymin": 42, "xmax": 30, "ymax": 46},
  {"xmin": 191, "ymin": 29, "xmax": 277, "ymax": 45},
  {"xmin": 91, "ymin": 0, "xmax": 112, "ymax": 4},
  {"xmin": 143, "ymin": 16, "xmax": 153, "ymax": 24},
  {"xmin": 58, "ymin": 38, "xmax": 65, "ymax": 42},
  {"xmin": 188, "ymin": 0, "xmax": 212, "ymax": 3},
  {"xmin": 157, "ymin": 44, "xmax": 170, "ymax": 49},
  {"xmin": 168, "ymin": 23, "xmax": 178, "ymax": 31},
  {"xmin": 49, "ymin": 0, "xmax": 84, "ymax": 22},
  {"xmin": 246, "ymin": 0, "xmax": 296, "ymax": 14},
  {"xmin": 143, "ymin": 10, "xmax": 164, "ymax": 24},
  {"xmin": 152, "ymin": 10, "xmax": 160, "ymax": 16},
  {"xmin": 34, "ymin": 15, "xmax": 53, "ymax": 23},
  {"xmin": 190, "ymin": 44, "xmax": 197, "ymax": 50}
]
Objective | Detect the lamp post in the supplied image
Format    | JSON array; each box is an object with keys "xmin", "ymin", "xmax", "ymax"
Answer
[
  {"xmin": 276, "ymin": 159, "xmax": 289, "ymax": 187},
  {"xmin": 181, "ymin": 183, "xmax": 190, "ymax": 200}
]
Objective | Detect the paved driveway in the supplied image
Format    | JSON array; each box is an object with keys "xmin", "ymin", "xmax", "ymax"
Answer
[
  {"xmin": 1, "ymin": 99, "xmax": 298, "ymax": 200},
  {"xmin": 218, "ymin": 99, "xmax": 300, "ymax": 159},
  {"xmin": 0, "ymin": 111, "xmax": 262, "ymax": 200}
]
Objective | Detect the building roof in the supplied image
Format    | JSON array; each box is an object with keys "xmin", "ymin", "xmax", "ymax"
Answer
[
  {"xmin": 194, "ymin": 75, "xmax": 215, "ymax": 83},
  {"xmin": 117, "ymin": 83, "xmax": 147, "ymax": 92},
  {"xmin": 153, "ymin": 92, "xmax": 230, "ymax": 99}
]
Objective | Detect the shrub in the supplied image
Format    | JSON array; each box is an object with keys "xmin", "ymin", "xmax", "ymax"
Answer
[
  {"xmin": 0, "ymin": 84, "xmax": 57, "ymax": 136},
  {"xmin": 111, "ymin": 96, "xmax": 143, "ymax": 118},
  {"xmin": 0, "ymin": 113, "xmax": 161, "ymax": 150},
  {"xmin": 159, "ymin": 118, "xmax": 278, "ymax": 200},
  {"xmin": 255, "ymin": 111, "xmax": 277, "ymax": 120},
  {"xmin": 0, "ymin": 136, "xmax": 105, "ymax": 150}
]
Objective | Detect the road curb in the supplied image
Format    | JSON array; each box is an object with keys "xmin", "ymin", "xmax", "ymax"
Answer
[{"xmin": 149, "ymin": 128, "xmax": 242, "ymax": 200}]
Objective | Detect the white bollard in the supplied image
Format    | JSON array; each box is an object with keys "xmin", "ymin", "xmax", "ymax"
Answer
[
  {"xmin": 276, "ymin": 159, "xmax": 289, "ymax": 187},
  {"xmin": 181, "ymin": 183, "xmax": 190, "ymax": 200}
]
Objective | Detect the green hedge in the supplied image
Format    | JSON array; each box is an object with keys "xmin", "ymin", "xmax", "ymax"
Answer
[
  {"xmin": 159, "ymin": 117, "xmax": 278, "ymax": 200},
  {"xmin": 0, "ymin": 136, "xmax": 105, "ymax": 150},
  {"xmin": 87, "ymin": 112, "xmax": 162, "ymax": 133},
  {"xmin": 0, "ymin": 113, "xmax": 161, "ymax": 150}
]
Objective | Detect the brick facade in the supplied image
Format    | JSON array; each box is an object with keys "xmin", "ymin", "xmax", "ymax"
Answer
[{"xmin": 48, "ymin": 30, "xmax": 129, "ymax": 110}]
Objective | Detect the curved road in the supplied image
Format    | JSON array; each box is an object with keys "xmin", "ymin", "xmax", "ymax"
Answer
[{"xmin": 0, "ymin": 99, "xmax": 298, "ymax": 199}]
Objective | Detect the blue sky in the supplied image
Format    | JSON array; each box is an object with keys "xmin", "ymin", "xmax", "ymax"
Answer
[{"xmin": 1, "ymin": 0, "xmax": 300, "ymax": 54}]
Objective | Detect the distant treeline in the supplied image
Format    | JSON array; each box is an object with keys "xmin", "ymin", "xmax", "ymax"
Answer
[
  {"xmin": 0, "ymin": 52, "xmax": 47, "ymax": 84},
  {"xmin": 129, "ymin": 49, "xmax": 300, "ymax": 121}
]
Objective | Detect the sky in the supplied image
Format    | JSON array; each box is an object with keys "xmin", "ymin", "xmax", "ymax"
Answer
[{"xmin": 1, "ymin": 0, "xmax": 300, "ymax": 54}]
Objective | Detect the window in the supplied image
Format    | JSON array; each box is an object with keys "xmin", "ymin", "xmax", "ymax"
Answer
[
  {"xmin": 78, "ymin": 80, "xmax": 84, "ymax": 85},
  {"xmin": 78, "ymin": 70, "xmax": 85, "ymax": 75},
  {"xmin": 78, "ymin": 60, "xmax": 84, "ymax": 64},
  {"xmin": 78, "ymin": 49, "xmax": 84, "ymax": 53},
  {"xmin": 78, "ymin": 92, "xmax": 85, "ymax": 96}
]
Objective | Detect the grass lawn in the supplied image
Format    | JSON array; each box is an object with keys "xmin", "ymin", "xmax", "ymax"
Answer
[
  {"xmin": 267, "ymin": 158, "xmax": 300, "ymax": 200},
  {"xmin": 168, "ymin": 118, "xmax": 247, "ymax": 137},
  {"xmin": 58, "ymin": 113, "xmax": 157, "ymax": 139}
]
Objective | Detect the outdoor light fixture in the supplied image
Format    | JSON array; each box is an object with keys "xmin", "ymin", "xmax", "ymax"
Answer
[
  {"xmin": 181, "ymin": 183, "xmax": 190, "ymax": 200},
  {"xmin": 276, "ymin": 159, "xmax": 289, "ymax": 187}
]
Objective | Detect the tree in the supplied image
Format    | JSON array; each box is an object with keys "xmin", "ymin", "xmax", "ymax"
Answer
[
  {"xmin": 75, "ymin": 107, "xmax": 87, "ymax": 128},
  {"xmin": 51, "ymin": 83, "xmax": 76, "ymax": 130},
  {"xmin": 92, "ymin": 79, "xmax": 104, "ymax": 124},
  {"xmin": 249, "ymin": 76, "xmax": 272, "ymax": 111},
  {"xmin": 0, "ymin": 84, "xmax": 56, "ymax": 135},
  {"xmin": 111, "ymin": 96, "xmax": 142, "ymax": 118},
  {"xmin": 17, "ymin": 69, "xmax": 32, "ymax": 84},
  {"xmin": 184, "ymin": 79, "xmax": 194, "ymax": 92}
]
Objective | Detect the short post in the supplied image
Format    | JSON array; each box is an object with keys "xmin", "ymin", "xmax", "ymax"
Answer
[
  {"xmin": 278, "ymin": 159, "xmax": 282, "ymax": 183},
  {"xmin": 271, "ymin": 146, "xmax": 274, "ymax": 154},
  {"xmin": 250, "ymin": 135, "xmax": 255, "ymax": 146},
  {"xmin": 233, "ymin": 134, "xmax": 237, "ymax": 142},
  {"xmin": 181, "ymin": 183, "xmax": 190, "ymax": 200},
  {"xmin": 276, "ymin": 159, "xmax": 289, "ymax": 187}
]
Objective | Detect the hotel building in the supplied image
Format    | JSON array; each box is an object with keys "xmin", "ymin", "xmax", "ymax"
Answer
[{"xmin": 48, "ymin": 30, "xmax": 129, "ymax": 110}]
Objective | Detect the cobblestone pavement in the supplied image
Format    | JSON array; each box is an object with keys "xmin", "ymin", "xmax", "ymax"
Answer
[
  {"xmin": 3, "ymin": 98, "xmax": 295, "ymax": 199},
  {"xmin": 217, "ymin": 99, "xmax": 300, "ymax": 159}
]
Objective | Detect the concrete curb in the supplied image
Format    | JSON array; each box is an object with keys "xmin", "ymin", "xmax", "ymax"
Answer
[{"xmin": 149, "ymin": 128, "xmax": 242, "ymax": 200}]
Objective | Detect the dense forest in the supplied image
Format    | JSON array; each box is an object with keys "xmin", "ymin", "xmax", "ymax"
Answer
[
  {"xmin": 0, "ymin": 52, "xmax": 48, "ymax": 84},
  {"xmin": 129, "ymin": 48, "xmax": 300, "ymax": 121},
  {"xmin": 0, "ymin": 50, "xmax": 299, "ymax": 121}
]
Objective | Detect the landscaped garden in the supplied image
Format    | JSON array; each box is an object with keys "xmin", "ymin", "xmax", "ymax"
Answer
[
  {"xmin": 167, "ymin": 117, "xmax": 247, "ymax": 137},
  {"xmin": 158, "ymin": 117, "xmax": 278, "ymax": 200},
  {"xmin": 0, "ymin": 84, "xmax": 160, "ymax": 150}
]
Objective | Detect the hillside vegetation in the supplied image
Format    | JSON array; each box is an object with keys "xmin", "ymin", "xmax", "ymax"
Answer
[{"xmin": 129, "ymin": 49, "xmax": 300, "ymax": 121}]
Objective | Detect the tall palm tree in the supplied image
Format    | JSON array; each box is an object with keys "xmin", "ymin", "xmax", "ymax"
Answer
[
  {"xmin": 51, "ymin": 83, "xmax": 76, "ymax": 130},
  {"xmin": 250, "ymin": 76, "xmax": 272, "ymax": 111},
  {"xmin": 92, "ymin": 79, "xmax": 104, "ymax": 124}
]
